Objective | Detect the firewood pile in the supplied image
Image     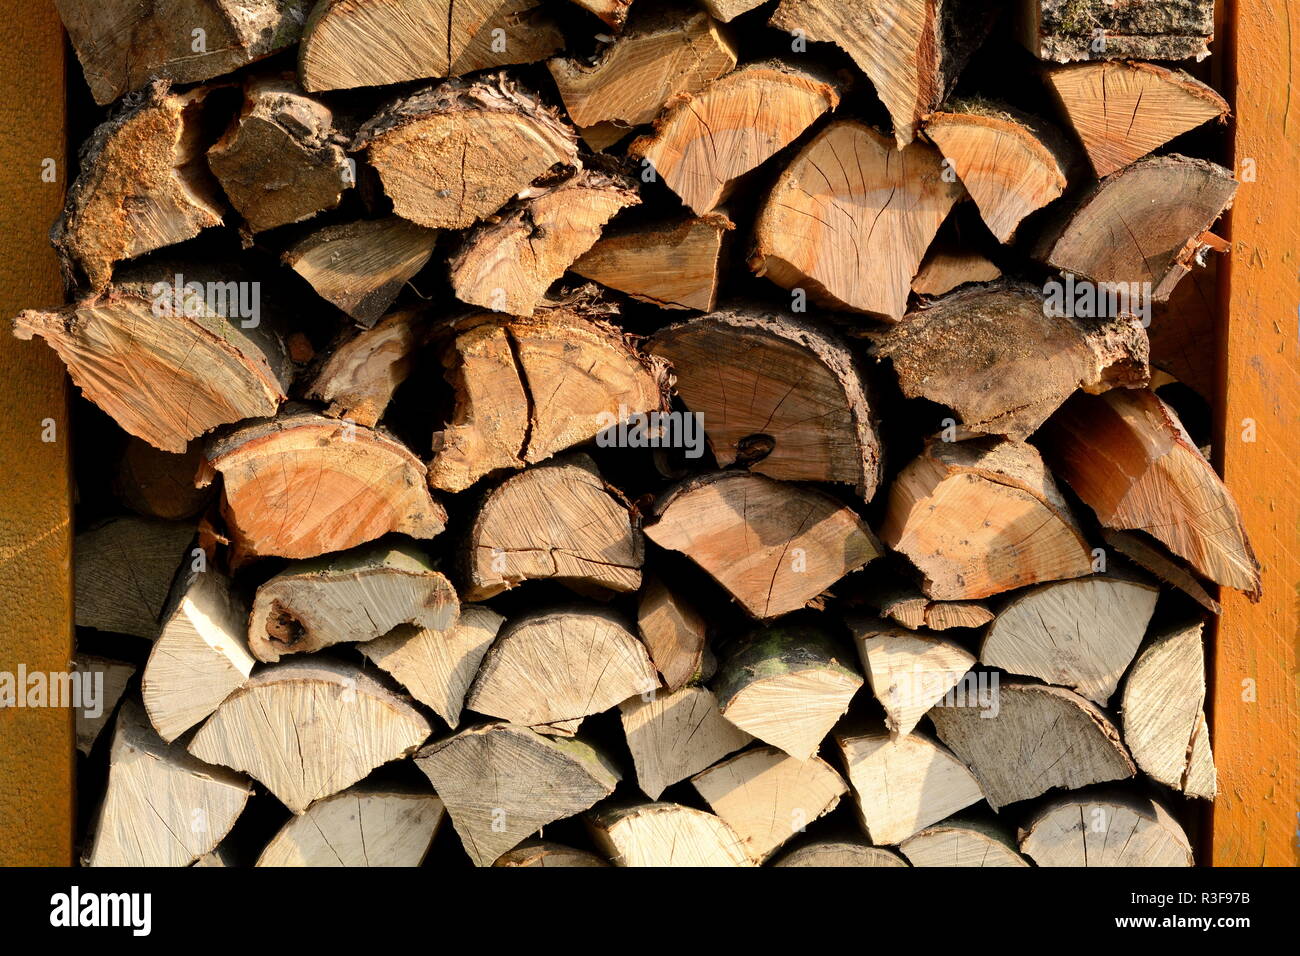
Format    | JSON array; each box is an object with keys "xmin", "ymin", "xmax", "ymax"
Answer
[{"xmin": 16, "ymin": 0, "xmax": 1254, "ymax": 867}]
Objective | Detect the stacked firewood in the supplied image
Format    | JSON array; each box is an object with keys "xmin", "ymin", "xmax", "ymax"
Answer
[{"xmin": 21, "ymin": 0, "xmax": 1251, "ymax": 866}]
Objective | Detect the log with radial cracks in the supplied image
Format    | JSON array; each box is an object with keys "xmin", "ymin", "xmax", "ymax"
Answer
[
  {"xmin": 638, "ymin": 576, "xmax": 713, "ymax": 691},
  {"xmin": 73, "ymin": 655, "xmax": 136, "ymax": 756},
  {"xmin": 928, "ymin": 682, "xmax": 1135, "ymax": 809},
  {"xmin": 872, "ymin": 282, "xmax": 1149, "ymax": 441},
  {"xmin": 247, "ymin": 541, "xmax": 458, "ymax": 662},
  {"xmin": 899, "ymin": 820, "xmax": 1030, "ymax": 867},
  {"xmin": 1121, "ymin": 622, "xmax": 1217, "ymax": 799},
  {"xmin": 448, "ymin": 169, "xmax": 640, "ymax": 316},
  {"xmin": 353, "ymin": 75, "xmax": 580, "ymax": 230},
  {"xmin": 13, "ymin": 270, "xmax": 289, "ymax": 453},
  {"xmin": 629, "ymin": 61, "xmax": 840, "ymax": 215},
  {"xmin": 1034, "ymin": 154, "xmax": 1237, "ymax": 302},
  {"xmin": 1039, "ymin": 388, "xmax": 1261, "ymax": 596},
  {"xmin": 649, "ymin": 309, "xmax": 881, "ymax": 496},
  {"xmin": 188, "ymin": 659, "xmax": 432, "ymax": 813},
  {"xmin": 360, "ymin": 605, "xmax": 504, "ymax": 728},
  {"xmin": 691, "ymin": 745, "xmax": 847, "ymax": 863},
  {"xmin": 415, "ymin": 723, "xmax": 619, "ymax": 866},
  {"xmin": 465, "ymin": 607, "xmax": 658, "ymax": 730},
  {"xmin": 199, "ymin": 407, "xmax": 447, "ymax": 560},
  {"xmin": 750, "ymin": 121, "xmax": 964, "ymax": 321},
  {"xmin": 880, "ymin": 437, "xmax": 1093, "ymax": 600},
  {"xmin": 84, "ymin": 700, "xmax": 252, "ymax": 867},
  {"xmin": 142, "ymin": 568, "xmax": 255, "ymax": 742},
  {"xmin": 464, "ymin": 453, "xmax": 641, "ymax": 600},
  {"xmin": 980, "ymin": 575, "xmax": 1158, "ymax": 705},
  {"xmin": 1017, "ymin": 0, "xmax": 1216, "ymax": 64},
  {"xmin": 851, "ymin": 621, "xmax": 975, "ymax": 737},
  {"xmin": 712, "ymin": 623, "xmax": 863, "ymax": 760},
  {"xmin": 299, "ymin": 0, "xmax": 562, "ymax": 92},
  {"xmin": 620, "ymin": 685, "xmax": 752, "ymax": 800},
  {"xmin": 307, "ymin": 308, "xmax": 427, "ymax": 427},
  {"xmin": 74, "ymin": 516, "xmax": 195, "ymax": 639},
  {"xmin": 586, "ymin": 802, "xmax": 752, "ymax": 867},
  {"xmin": 494, "ymin": 841, "xmax": 609, "ymax": 867},
  {"xmin": 256, "ymin": 784, "xmax": 445, "ymax": 866},
  {"xmin": 774, "ymin": 840, "xmax": 908, "ymax": 867},
  {"xmin": 646, "ymin": 472, "xmax": 882, "ymax": 619},
  {"xmin": 1019, "ymin": 793, "xmax": 1194, "ymax": 866}
]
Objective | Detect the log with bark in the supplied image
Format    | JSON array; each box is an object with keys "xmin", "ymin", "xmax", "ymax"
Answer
[
  {"xmin": 586, "ymin": 802, "xmax": 752, "ymax": 866},
  {"xmin": 772, "ymin": 840, "xmax": 908, "ymax": 867},
  {"xmin": 1017, "ymin": 0, "xmax": 1215, "ymax": 64},
  {"xmin": 305, "ymin": 307, "xmax": 428, "ymax": 425},
  {"xmin": 620, "ymin": 685, "xmax": 752, "ymax": 799}
]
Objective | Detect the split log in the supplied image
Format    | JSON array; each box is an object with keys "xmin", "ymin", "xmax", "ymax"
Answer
[
  {"xmin": 881, "ymin": 438, "xmax": 1094, "ymax": 600},
  {"xmin": 306, "ymin": 308, "xmax": 427, "ymax": 426},
  {"xmin": 1034, "ymin": 155, "xmax": 1237, "ymax": 302},
  {"xmin": 645, "ymin": 472, "xmax": 882, "ymax": 619},
  {"xmin": 427, "ymin": 305, "xmax": 669, "ymax": 492},
  {"xmin": 72, "ymin": 655, "xmax": 136, "ymax": 755},
  {"xmin": 283, "ymin": 219, "xmax": 439, "ymax": 327},
  {"xmin": 207, "ymin": 76, "xmax": 350, "ymax": 234},
  {"xmin": 13, "ymin": 271, "xmax": 289, "ymax": 453},
  {"xmin": 586, "ymin": 802, "xmax": 751, "ymax": 867},
  {"xmin": 199, "ymin": 407, "xmax": 447, "ymax": 560},
  {"xmin": 773, "ymin": 840, "xmax": 908, "ymax": 867},
  {"xmin": 712, "ymin": 623, "xmax": 863, "ymax": 760},
  {"xmin": 928, "ymin": 682, "xmax": 1136, "ymax": 809},
  {"xmin": 1102, "ymin": 528, "xmax": 1220, "ymax": 615},
  {"xmin": 851, "ymin": 621, "xmax": 976, "ymax": 736},
  {"xmin": 980, "ymin": 575, "xmax": 1159, "ymax": 705},
  {"xmin": 247, "ymin": 542, "xmax": 458, "ymax": 662},
  {"xmin": 565, "ymin": 0, "xmax": 631, "ymax": 29},
  {"xmin": 911, "ymin": 244, "xmax": 1002, "ymax": 297},
  {"xmin": 873, "ymin": 283, "xmax": 1149, "ymax": 441},
  {"xmin": 1044, "ymin": 61, "xmax": 1229, "ymax": 178},
  {"xmin": 629, "ymin": 61, "xmax": 840, "ymax": 214},
  {"xmin": 353, "ymin": 75, "xmax": 579, "ymax": 231},
  {"xmin": 189, "ymin": 659, "xmax": 432, "ymax": 813},
  {"xmin": 548, "ymin": 7, "xmax": 736, "ymax": 132},
  {"xmin": 142, "ymin": 568, "xmax": 255, "ymax": 742},
  {"xmin": 571, "ymin": 213, "xmax": 733, "ymax": 311},
  {"xmin": 494, "ymin": 840, "xmax": 609, "ymax": 867},
  {"xmin": 51, "ymin": 83, "xmax": 223, "ymax": 290},
  {"xmin": 74, "ymin": 517, "xmax": 195, "ymax": 639},
  {"xmin": 690, "ymin": 745, "xmax": 848, "ymax": 863},
  {"xmin": 415, "ymin": 723, "xmax": 619, "ymax": 866},
  {"xmin": 637, "ymin": 576, "xmax": 712, "ymax": 691},
  {"xmin": 1121, "ymin": 623, "xmax": 1217, "ymax": 799},
  {"xmin": 448, "ymin": 170, "xmax": 640, "ymax": 316},
  {"xmin": 648, "ymin": 309, "xmax": 881, "ymax": 496},
  {"xmin": 750, "ymin": 121, "xmax": 964, "ymax": 320},
  {"xmin": 114, "ymin": 438, "xmax": 214, "ymax": 520},
  {"xmin": 861, "ymin": 578, "xmax": 992, "ymax": 631},
  {"xmin": 1146, "ymin": 259, "xmax": 1217, "ymax": 403},
  {"xmin": 360, "ymin": 605, "xmax": 505, "ymax": 728},
  {"xmin": 1039, "ymin": 388, "xmax": 1261, "ymax": 596},
  {"xmin": 1019, "ymin": 793, "xmax": 1194, "ymax": 867},
  {"xmin": 54, "ymin": 0, "xmax": 306, "ymax": 105},
  {"xmin": 1017, "ymin": 0, "xmax": 1215, "ymax": 64},
  {"xmin": 256, "ymin": 784, "xmax": 445, "ymax": 866},
  {"xmin": 84, "ymin": 700, "xmax": 252, "ymax": 867},
  {"xmin": 299, "ymin": 0, "xmax": 563, "ymax": 92},
  {"xmin": 465, "ymin": 607, "xmax": 658, "ymax": 729},
  {"xmin": 620, "ymin": 685, "xmax": 752, "ymax": 800},
  {"xmin": 899, "ymin": 820, "xmax": 1030, "ymax": 867},
  {"xmin": 921, "ymin": 103, "xmax": 1071, "ymax": 243},
  {"xmin": 464, "ymin": 453, "xmax": 641, "ymax": 600},
  {"xmin": 699, "ymin": 0, "xmax": 765, "ymax": 20},
  {"xmin": 836, "ymin": 728, "xmax": 985, "ymax": 845}
]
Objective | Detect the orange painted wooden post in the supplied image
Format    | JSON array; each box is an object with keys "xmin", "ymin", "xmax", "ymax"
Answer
[
  {"xmin": 1211, "ymin": 0, "xmax": 1300, "ymax": 866},
  {"xmin": 0, "ymin": 0, "xmax": 74, "ymax": 865}
]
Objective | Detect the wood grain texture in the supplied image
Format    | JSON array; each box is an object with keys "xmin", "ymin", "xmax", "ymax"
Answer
[
  {"xmin": 1211, "ymin": 0, "xmax": 1300, "ymax": 867},
  {"xmin": 0, "ymin": 0, "xmax": 72, "ymax": 866}
]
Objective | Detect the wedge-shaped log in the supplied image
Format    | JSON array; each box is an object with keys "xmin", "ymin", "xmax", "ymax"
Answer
[
  {"xmin": 1102, "ymin": 528, "xmax": 1221, "ymax": 614},
  {"xmin": 1122, "ymin": 623, "xmax": 1217, "ymax": 799},
  {"xmin": 881, "ymin": 438, "xmax": 1093, "ymax": 600},
  {"xmin": 248, "ymin": 542, "xmax": 457, "ymax": 662},
  {"xmin": 929, "ymin": 682, "xmax": 1135, "ymax": 809},
  {"xmin": 84, "ymin": 700, "xmax": 252, "ymax": 867},
  {"xmin": 911, "ymin": 244, "xmax": 1002, "ymax": 297},
  {"xmin": 981, "ymin": 575, "xmax": 1158, "ymax": 705},
  {"xmin": 620, "ymin": 685, "xmax": 752, "ymax": 800},
  {"xmin": 466, "ymin": 607, "xmax": 658, "ymax": 729},
  {"xmin": 494, "ymin": 841, "xmax": 609, "ymax": 867},
  {"xmin": 836, "ymin": 728, "xmax": 985, "ymax": 845},
  {"xmin": 200, "ymin": 408, "xmax": 447, "ymax": 560},
  {"xmin": 646, "ymin": 472, "xmax": 882, "ymax": 619},
  {"xmin": 73, "ymin": 655, "xmax": 136, "ymax": 755},
  {"xmin": 256, "ymin": 784, "xmax": 445, "ymax": 866},
  {"xmin": 691, "ymin": 745, "xmax": 847, "ymax": 863},
  {"xmin": 1019, "ymin": 793, "xmax": 1194, "ymax": 866},
  {"xmin": 306, "ymin": 308, "xmax": 426, "ymax": 426},
  {"xmin": 700, "ymin": 0, "xmax": 764, "ymax": 20},
  {"xmin": 416, "ymin": 723, "xmax": 619, "ymax": 866},
  {"xmin": 1017, "ymin": 0, "xmax": 1215, "ymax": 63},
  {"xmin": 1040, "ymin": 388, "xmax": 1261, "ymax": 596},
  {"xmin": 586, "ymin": 802, "xmax": 752, "ymax": 867},
  {"xmin": 773, "ymin": 840, "xmax": 909, "ymax": 867},
  {"xmin": 649, "ymin": 309, "xmax": 881, "ymax": 497},
  {"xmin": 74, "ymin": 517, "xmax": 195, "ymax": 639},
  {"xmin": 899, "ymin": 820, "xmax": 1030, "ymax": 867},
  {"xmin": 189, "ymin": 659, "xmax": 432, "ymax": 813},
  {"xmin": 629, "ymin": 61, "xmax": 840, "ymax": 214},
  {"xmin": 638, "ymin": 576, "xmax": 712, "ymax": 692},
  {"xmin": 852, "ymin": 621, "xmax": 976, "ymax": 736},
  {"xmin": 863, "ymin": 580, "xmax": 993, "ymax": 631},
  {"xmin": 713, "ymin": 623, "xmax": 863, "ymax": 760},
  {"xmin": 751, "ymin": 122, "xmax": 964, "ymax": 320}
]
